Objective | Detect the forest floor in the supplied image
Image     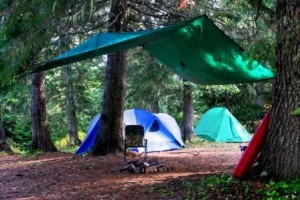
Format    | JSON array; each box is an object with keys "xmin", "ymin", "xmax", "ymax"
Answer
[{"xmin": 0, "ymin": 143, "xmax": 265, "ymax": 200}]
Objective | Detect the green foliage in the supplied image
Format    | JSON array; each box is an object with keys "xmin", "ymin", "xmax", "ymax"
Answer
[
  {"xmin": 53, "ymin": 131, "xmax": 86, "ymax": 152},
  {"xmin": 6, "ymin": 120, "xmax": 31, "ymax": 151},
  {"xmin": 46, "ymin": 61, "xmax": 104, "ymax": 137},
  {"xmin": 1, "ymin": 81, "xmax": 31, "ymax": 151},
  {"xmin": 5, "ymin": 137, "xmax": 43, "ymax": 157},
  {"xmin": 0, "ymin": 151, "xmax": 9, "ymax": 156},
  {"xmin": 45, "ymin": 61, "xmax": 104, "ymax": 151},
  {"xmin": 259, "ymin": 179, "xmax": 300, "ymax": 199},
  {"xmin": 1, "ymin": 60, "xmax": 103, "ymax": 152},
  {"xmin": 159, "ymin": 188, "xmax": 174, "ymax": 197},
  {"xmin": 145, "ymin": 186, "xmax": 155, "ymax": 194},
  {"xmin": 184, "ymin": 137, "xmax": 208, "ymax": 147},
  {"xmin": 0, "ymin": 0, "xmax": 57, "ymax": 84},
  {"xmin": 145, "ymin": 187, "xmax": 174, "ymax": 198},
  {"xmin": 144, "ymin": 173, "xmax": 295, "ymax": 199},
  {"xmin": 126, "ymin": 49, "xmax": 183, "ymax": 121},
  {"xmin": 186, "ymin": 174, "xmax": 255, "ymax": 200},
  {"xmin": 18, "ymin": 149, "xmax": 43, "ymax": 158},
  {"xmin": 232, "ymin": 104, "xmax": 266, "ymax": 133},
  {"xmin": 182, "ymin": 175, "xmax": 300, "ymax": 200},
  {"xmin": 290, "ymin": 107, "xmax": 300, "ymax": 116},
  {"xmin": 194, "ymin": 84, "xmax": 240, "ymax": 119},
  {"xmin": 230, "ymin": 83, "xmax": 271, "ymax": 132}
]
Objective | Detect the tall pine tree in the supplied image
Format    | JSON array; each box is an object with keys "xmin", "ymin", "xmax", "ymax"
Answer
[
  {"xmin": 250, "ymin": 0, "xmax": 300, "ymax": 179},
  {"xmin": 92, "ymin": 0, "xmax": 128, "ymax": 155}
]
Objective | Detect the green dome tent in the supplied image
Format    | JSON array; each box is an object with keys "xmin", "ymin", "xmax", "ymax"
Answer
[{"xmin": 195, "ymin": 107, "xmax": 252, "ymax": 142}]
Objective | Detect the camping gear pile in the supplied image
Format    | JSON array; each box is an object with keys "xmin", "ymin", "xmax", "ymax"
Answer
[{"xmin": 120, "ymin": 158, "xmax": 172, "ymax": 174}]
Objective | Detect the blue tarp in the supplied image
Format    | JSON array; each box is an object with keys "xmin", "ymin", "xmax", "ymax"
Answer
[{"xmin": 76, "ymin": 109, "xmax": 185, "ymax": 155}]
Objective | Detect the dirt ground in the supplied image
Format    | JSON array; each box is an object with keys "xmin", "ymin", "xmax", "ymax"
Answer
[{"xmin": 0, "ymin": 143, "xmax": 245, "ymax": 200}]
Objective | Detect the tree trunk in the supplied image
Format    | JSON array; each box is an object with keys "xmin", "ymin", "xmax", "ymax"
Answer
[
  {"xmin": 0, "ymin": 112, "xmax": 13, "ymax": 153},
  {"xmin": 31, "ymin": 72, "xmax": 57, "ymax": 152},
  {"xmin": 149, "ymin": 99, "xmax": 160, "ymax": 113},
  {"xmin": 92, "ymin": 0, "xmax": 128, "ymax": 155},
  {"xmin": 92, "ymin": 52, "xmax": 126, "ymax": 155},
  {"xmin": 249, "ymin": 1, "xmax": 300, "ymax": 179},
  {"xmin": 64, "ymin": 65, "xmax": 81, "ymax": 146},
  {"xmin": 183, "ymin": 80, "xmax": 194, "ymax": 142}
]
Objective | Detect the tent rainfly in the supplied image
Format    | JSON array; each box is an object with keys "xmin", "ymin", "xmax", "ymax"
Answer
[
  {"xmin": 33, "ymin": 15, "xmax": 275, "ymax": 85},
  {"xmin": 195, "ymin": 107, "xmax": 252, "ymax": 142},
  {"xmin": 76, "ymin": 109, "xmax": 185, "ymax": 155}
]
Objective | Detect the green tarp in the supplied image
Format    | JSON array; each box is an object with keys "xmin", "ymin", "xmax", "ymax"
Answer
[
  {"xmin": 33, "ymin": 15, "xmax": 275, "ymax": 84},
  {"xmin": 195, "ymin": 107, "xmax": 252, "ymax": 142}
]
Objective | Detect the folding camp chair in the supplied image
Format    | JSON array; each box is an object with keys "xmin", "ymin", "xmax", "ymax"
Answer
[
  {"xmin": 124, "ymin": 125, "xmax": 147, "ymax": 162},
  {"xmin": 121, "ymin": 125, "xmax": 171, "ymax": 173}
]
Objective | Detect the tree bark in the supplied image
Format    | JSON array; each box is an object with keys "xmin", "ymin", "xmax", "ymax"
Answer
[
  {"xmin": 149, "ymin": 99, "xmax": 160, "ymax": 113},
  {"xmin": 249, "ymin": 1, "xmax": 300, "ymax": 179},
  {"xmin": 31, "ymin": 72, "xmax": 57, "ymax": 152},
  {"xmin": 183, "ymin": 80, "xmax": 194, "ymax": 142},
  {"xmin": 0, "ymin": 112, "xmax": 13, "ymax": 153},
  {"xmin": 64, "ymin": 65, "xmax": 81, "ymax": 146},
  {"xmin": 92, "ymin": 52, "xmax": 126, "ymax": 155},
  {"xmin": 92, "ymin": 0, "xmax": 128, "ymax": 155}
]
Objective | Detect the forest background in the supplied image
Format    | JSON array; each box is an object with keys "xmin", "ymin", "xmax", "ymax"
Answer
[{"xmin": 0, "ymin": 0, "xmax": 274, "ymax": 153}]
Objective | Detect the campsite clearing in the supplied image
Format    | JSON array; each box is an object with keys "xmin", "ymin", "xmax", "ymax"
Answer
[{"xmin": 0, "ymin": 143, "xmax": 263, "ymax": 199}]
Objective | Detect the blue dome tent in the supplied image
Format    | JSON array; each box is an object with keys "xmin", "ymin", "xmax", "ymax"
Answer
[{"xmin": 76, "ymin": 109, "xmax": 185, "ymax": 155}]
